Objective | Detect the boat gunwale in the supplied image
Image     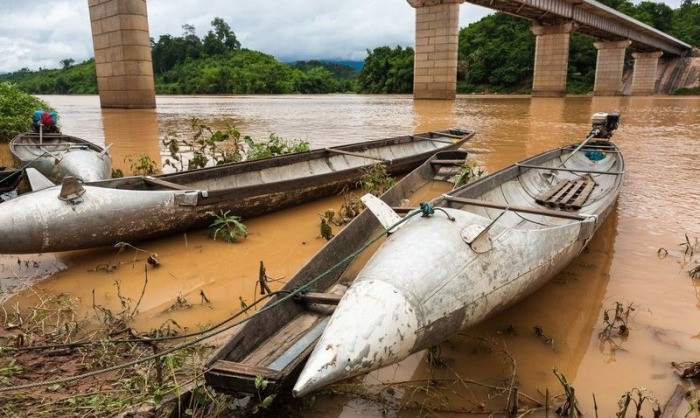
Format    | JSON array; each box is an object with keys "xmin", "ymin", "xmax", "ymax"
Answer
[
  {"xmin": 203, "ymin": 150, "xmax": 472, "ymax": 393},
  {"xmin": 10, "ymin": 132, "xmax": 108, "ymax": 158}
]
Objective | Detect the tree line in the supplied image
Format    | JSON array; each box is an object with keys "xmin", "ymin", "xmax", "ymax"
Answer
[{"xmin": 1, "ymin": 0, "xmax": 698, "ymax": 96}]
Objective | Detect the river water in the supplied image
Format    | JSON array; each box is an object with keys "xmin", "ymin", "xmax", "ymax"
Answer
[{"xmin": 1, "ymin": 94, "xmax": 699, "ymax": 416}]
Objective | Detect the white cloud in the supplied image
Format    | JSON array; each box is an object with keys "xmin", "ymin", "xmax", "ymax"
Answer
[{"xmin": 0, "ymin": 0, "xmax": 683, "ymax": 74}]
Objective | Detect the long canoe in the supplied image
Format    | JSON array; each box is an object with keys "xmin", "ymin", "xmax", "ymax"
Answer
[
  {"xmin": 292, "ymin": 113, "xmax": 624, "ymax": 396},
  {"xmin": 10, "ymin": 132, "xmax": 112, "ymax": 183},
  {"xmin": 204, "ymin": 148, "xmax": 472, "ymax": 395},
  {"xmin": 0, "ymin": 129, "xmax": 473, "ymax": 254}
]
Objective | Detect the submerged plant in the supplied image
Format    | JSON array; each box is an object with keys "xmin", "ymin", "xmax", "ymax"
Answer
[
  {"xmin": 336, "ymin": 187, "xmax": 364, "ymax": 225},
  {"xmin": 207, "ymin": 210, "xmax": 248, "ymax": 243},
  {"xmin": 360, "ymin": 163, "xmax": 395, "ymax": 196},
  {"xmin": 319, "ymin": 209, "xmax": 335, "ymax": 241},
  {"xmin": 679, "ymin": 234, "xmax": 698, "ymax": 258},
  {"xmin": 616, "ymin": 387, "xmax": 660, "ymax": 418},
  {"xmin": 600, "ymin": 301, "xmax": 634, "ymax": 339},
  {"xmin": 163, "ymin": 118, "xmax": 246, "ymax": 171},
  {"xmin": 553, "ymin": 368, "xmax": 581, "ymax": 418}
]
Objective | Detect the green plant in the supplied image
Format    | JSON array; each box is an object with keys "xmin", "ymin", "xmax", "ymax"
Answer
[
  {"xmin": 124, "ymin": 154, "xmax": 159, "ymax": 176},
  {"xmin": 318, "ymin": 209, "xmax": 335, "ymax": 241},
  {"xmin": 244, "ymin": 133, "xmax": 310, "ymax": 160},
  {"xmin": 453, "ymin": 158, "xmax": 484, "ymax": 188},
  {"xmin": 336, "ymin": 189, "xmax": 364, "ymax": 225},
  {"xmin": 360, "ymin": 163, "xmax": 395, "ymax": 196},
  {"xmin": 251, "ymin": 375, "xmax": 276, "ymax": 414},
  {"xmin": 0, "ymin": 82, "xmax": 50, "ymax": 141},
  {"xmin": 163, "ymin": 118, "xmax": 245, "ymax": 172},
  {"xmin": 207, "ymin": 210, "xmax": 248, "ymax": 243}
]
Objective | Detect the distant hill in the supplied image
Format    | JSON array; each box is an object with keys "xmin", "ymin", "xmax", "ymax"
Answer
[
  {"xmin": 290, "ymin": 60, "xmax": 361, "ymax": 79},
  {"xmin": 325, "ymin": 60, "xmax": 364, "ymax": 71}
]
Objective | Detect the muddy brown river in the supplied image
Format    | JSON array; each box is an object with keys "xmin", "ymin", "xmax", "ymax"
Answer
[{"xmin": 1, "ymin": 94, "xmax": 699, "ymax": 416}]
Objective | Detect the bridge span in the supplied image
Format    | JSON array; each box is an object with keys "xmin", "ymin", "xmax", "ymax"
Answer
[
  {"xmin": 87, "ymin": 0, "xmax": 694, "ymax": 108},
  {"xmin": 408, "ymin": 0, "xmax": 693, "ymax": 98}
]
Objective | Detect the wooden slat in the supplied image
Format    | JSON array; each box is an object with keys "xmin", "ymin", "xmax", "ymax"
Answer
[
  {"xmin": 516, "ymin": 163, "xmax": 623, "ymax": 175},
  {"xmin": 535, "ymin": 179, "xmax": 569, "ymax": 203},
  {"xmin": 143, "ymin": 176, "xmax": 193, "ymax": 191},
  {"xmin": 569, "ymin": 178, "xmax": 596, "ymax": 209},
  {"xmin": 560, "ymin": 178, "xmax": 586, "ymax": 206},
  {"xmin": 429, "ymin": 131, "xmax": 464, "ymax": 139},
  {"xmin": 443, "ymin": 195, "xmax": 589, "ymax": 221},
  {"xmin": 205, "ymin": 360, "xmax": 283, "ymax": 393},
  {"xmin": 430, "ymin": 159, "xmax": 468, "ymax": 166},
  {"xmin": 298, "ymin": 292, "xmax": 342, "ymax": 305},
  {"xmin": 412, "ymin": 135, "xmax": 455, "ymax": 144},
  {"xmin": 325, "ymin": 148, "xmax": 391, "ymax": 162}
]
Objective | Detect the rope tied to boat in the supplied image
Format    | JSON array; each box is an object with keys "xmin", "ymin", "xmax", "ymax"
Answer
[{"xmin": 418, "ymin": 201, "xmax": 455, "ymax": 221}]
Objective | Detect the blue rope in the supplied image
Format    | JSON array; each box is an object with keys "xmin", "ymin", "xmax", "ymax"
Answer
[{"xmin": 419, "ymin": 202, "xmax": 434, "ymax": 217}]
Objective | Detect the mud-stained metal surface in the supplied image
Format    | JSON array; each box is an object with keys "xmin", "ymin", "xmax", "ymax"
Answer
[
  {"xmin": 0, "ymin": 130, "xmax": 473, "ymax": 254},
  {"xmin": 10, "ymin": 132, "xmax": 112, "ymax": 183},
  {"xmin": 293, "ymin": 137, "xmax": 622, "ymax": 396},
  {"xmin": 2, "ymin": 95, "xmax": 699, "ymax": 417}
]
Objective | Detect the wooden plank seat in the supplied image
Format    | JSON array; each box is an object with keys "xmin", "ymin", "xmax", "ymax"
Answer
[{"xmin": 535, "ymin": 174, "xmax": 596, "ymax": 210}]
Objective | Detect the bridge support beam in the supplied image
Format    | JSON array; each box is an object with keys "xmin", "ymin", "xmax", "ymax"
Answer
[
  {"xmin": 530, "ymin": 23, "xmax": 575, "ymax": 97},
  {"xmin": 593, "ymin": 40, "xmax": 631, "ymax": 96},
  {"xmin": 631, "ymin": 51, "xmax": 663, "ymax": 95},
  {"xmin": 88, "ymin": 0, "xmax": 156, "ymax": 109},
  {"xmin": 408, "ymin": 0, "xmax": 461, "ymax": 100}
]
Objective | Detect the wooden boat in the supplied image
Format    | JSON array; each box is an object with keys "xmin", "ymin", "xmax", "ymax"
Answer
[
  {"xmin": 204, "ymin": 148, "xmax": 473, "ymax": 395},
  {"xmin": 0, "ymin": 168, "xmax": 23, "ymax": 202},
  {"xmin": 10, "ymin": 131, "xmax": 112, "ymax": 183},
  {"xmin": 291, "ymin": 113, "xmax": 624, "ymax": 396},
  {"xmin": 0, "ymin": 129, "xmax": 473, "ymax": 254}
]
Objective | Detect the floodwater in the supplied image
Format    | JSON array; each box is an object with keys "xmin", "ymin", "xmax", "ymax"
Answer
[{"xmin": 1, "ymin": 94, "xmax": 699, "ymax": 416}]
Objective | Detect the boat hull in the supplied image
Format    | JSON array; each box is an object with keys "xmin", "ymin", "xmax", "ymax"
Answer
[
  {"xmin": 293, "ymin": 138, "xmax": 624, "ymax": 396},
  {"xmin": 203, "ymin": 149, "xmax": 473, "ymax": 395},
  {"xmin": 292, "ymin": 210, "xmax": 595, "ymax": 395},
  {"xmin": 10, "ymin": 132, "xmax": 112, "ymax": 183},
  {"xmin": 0, "ymin": 130, "xmax": 474, "ymax": 253}
]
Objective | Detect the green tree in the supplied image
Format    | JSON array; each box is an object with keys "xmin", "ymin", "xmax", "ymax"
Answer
[
  {"xmin": 0, "ymin": 82, "xmax": 50, "ymax": 141},
  {"xmin": 202, "ymin": 17, "xmax": 241, "ymax": 56},
  {"xmin": 671, "ymin": 0, "xmax": 700, "ymax": 46},
  {"xmin": 60, "ymin": 58, "xmax": 75, "ymax": 69},
  {"xmin": 629, "ymin": 1, "xmax": 674, "ymax": 32},
  {"xmin": 567, "ymin": 33, "xmax": 597, "ymax": 94},
  {"xmin": 357, "ymin": 46, "xmax": 414, "ymax": 93},
  {"xmin": 458, "ymin": 13, "xmax": 534, "ymax": 92}
]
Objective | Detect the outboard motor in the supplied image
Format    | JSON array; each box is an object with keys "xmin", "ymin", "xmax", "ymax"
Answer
[{"xmin": 590, "ymin": 112, "xmax": 620, "ymax": 139}]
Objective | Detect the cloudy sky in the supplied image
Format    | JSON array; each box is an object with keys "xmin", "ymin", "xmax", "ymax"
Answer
[
  {"xmin": 0, "ymin": 0, "xmax": 683, "ymax": 74},
  {"xmin": 0, "ymin": 0, "xmax": 494, "ymax": 73}
]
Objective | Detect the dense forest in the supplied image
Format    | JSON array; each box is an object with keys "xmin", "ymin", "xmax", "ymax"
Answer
[{"xmin": 1, "ymin": 0, "xmax": 698, "ymax": 95}]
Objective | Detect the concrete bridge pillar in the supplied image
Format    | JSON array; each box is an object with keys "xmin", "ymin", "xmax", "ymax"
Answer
[
  {"xmin": 593, "ymin": 40, "xmax": 631, "ymax": 96},
  {"xmin": 631, "ymin": 51, "xmax": 663, "ymax": 95},
  {"xmin": 407, "ymin": 0, "xmax": 461, "ymax": 100},
  {"xmin": 88, "ymin": 0, "xmax": 156, "ymax": 108},
  {"xmin": 530, "ymin": 23, "xmax": 575, "ymax": 97}
]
